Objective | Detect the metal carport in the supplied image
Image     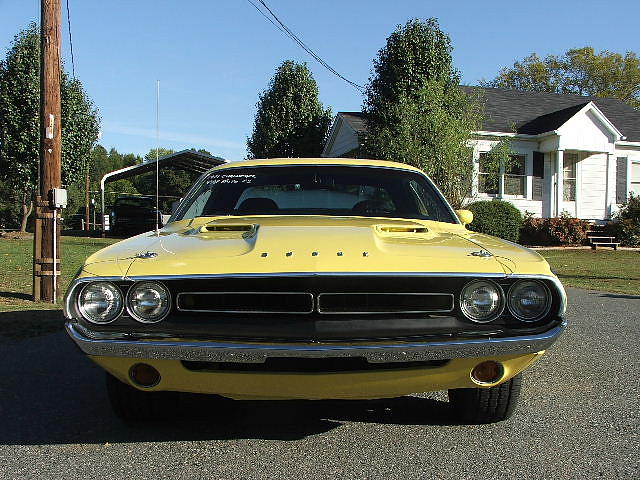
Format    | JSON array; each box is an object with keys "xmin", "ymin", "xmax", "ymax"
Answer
[{"xmin": 100, "ymin": 149, "xmax": 225, "ymax": 233}]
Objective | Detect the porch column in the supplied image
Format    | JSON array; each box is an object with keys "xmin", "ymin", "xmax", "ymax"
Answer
[
  {"xmin": 555, "ymin": 150, "xmax": 564, "ymax": 216},
  {"xmin": 605, "ymin": 153, "xmax": 616, "ymax": 218}
]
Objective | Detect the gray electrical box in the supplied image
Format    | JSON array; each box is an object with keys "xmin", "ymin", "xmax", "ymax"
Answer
[{"xmin": 49, "ymin": 188, "xmax": 68, "ymax": 209}]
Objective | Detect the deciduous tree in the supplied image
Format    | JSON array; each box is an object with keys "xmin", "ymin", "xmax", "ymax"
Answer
[
  {"xmin": 483, "ymin": 48, "xmax": 640, "ymax": 109},
  {"xmin": 362, "ymin": 18, "xmax": 483, "ymax": 208},
  {"xmin": 0, "ymin": 23, "xmax": 100, "ymax": 231},
  {"xmin": 247, "ymin": 60, "xmax": 331, "ymax": 159}
]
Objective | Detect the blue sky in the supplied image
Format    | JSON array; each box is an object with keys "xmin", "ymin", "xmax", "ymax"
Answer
[{"xmin": 1, "ymin": 0, "xmax": 638, "ymax": 161}]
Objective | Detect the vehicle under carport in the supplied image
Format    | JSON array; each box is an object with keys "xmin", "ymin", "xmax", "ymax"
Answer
[{"xmin": 99, "ymin": 149, "xmax": 225, "ymax": 235}]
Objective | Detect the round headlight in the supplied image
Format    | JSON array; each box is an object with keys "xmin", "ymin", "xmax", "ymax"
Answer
[
  {"xmin": 127, "ymin": 281, "xmax": 171, "ymax": 323},
  {"xmin": 460, "ymin": 280, "xmax": 504, "ymax": 323},
  {"xmin": 508, "ymin": 280, "xmax": 550, "ymax": 321},
  {"xmin": 78, "ymin": 282, "xmax": 123, "ymax": 324}
]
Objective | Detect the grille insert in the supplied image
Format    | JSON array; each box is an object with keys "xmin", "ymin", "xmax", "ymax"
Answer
[
  {"xmin": 182, "ymin": 357, "xmax": 450, "ymax": 373},
  {"xmin": 317, "ymin": 292, "xmax": 454, "ymax": 314},
  {"xmin": 176, "ymin": 292, "xmax": 314, "ymax": 314}
]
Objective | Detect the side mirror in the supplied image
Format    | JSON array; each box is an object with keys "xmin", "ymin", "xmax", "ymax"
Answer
[{"xmin": 455, "ymin": 209, "xmax": 473, "ymax": 226}]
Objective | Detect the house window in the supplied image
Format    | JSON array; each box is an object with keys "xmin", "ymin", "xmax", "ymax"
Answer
[
  {"xmin": 563, "ymin": 153, "xmax": 578, "ymax": 201},
  {"xmin": 616, "ymin": 157, "xmax": 628, "ymax": 204},
  {"xmin": 477, "ymin": 153, "xmax": 526, "ymax": 196},
  {"xmin": 631, "ymin": 161, "xmax": 640, "ymax": 196},
  {"xmin": 504, "ymin": 155, "xmax": 526, "ymax": 196},
  {"xmin": 478, "ymin": 153, "xmax": 499, "ymax": 195}
]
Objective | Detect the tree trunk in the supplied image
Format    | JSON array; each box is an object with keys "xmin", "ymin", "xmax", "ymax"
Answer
[{"xmin": 20, "ymin": 193, "xmax": 33, "ymax": 232}]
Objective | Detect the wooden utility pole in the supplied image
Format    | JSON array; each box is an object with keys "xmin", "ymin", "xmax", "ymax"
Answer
[{"xmin": 34, "ymin": 0, "xmax": 62, "ymax": 302}]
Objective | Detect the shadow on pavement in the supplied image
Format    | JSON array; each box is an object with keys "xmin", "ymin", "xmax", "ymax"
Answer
[
  {"xmin": 0, "ymin": 309, "xmax": 64, "ymax": 341},
  {"xmin": 0, "ymin": 329, "xmax": 454, "ymax": 446},
  {"xmin": 596, "ymin": 292, "xmax": 640, "ymax": 300}
]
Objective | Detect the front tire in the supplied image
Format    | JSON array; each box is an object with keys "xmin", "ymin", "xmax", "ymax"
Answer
[
  {"xmin": 448, "ymin": 374, "xmax": 522, "ymax": 424},
  {"xmin": 105, "ymin": 373, "xmax": 175, "ymax": 422}
]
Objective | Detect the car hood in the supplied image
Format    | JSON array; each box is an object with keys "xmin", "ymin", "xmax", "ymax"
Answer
[{"xmin": 79, "ymin": 216, "xmax": 553, "ymax": 278}]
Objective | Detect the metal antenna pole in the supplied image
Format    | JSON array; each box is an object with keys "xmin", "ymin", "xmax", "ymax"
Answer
[{"xmin": 155, "ymin": 80, "xmax": 160, "ymax": 236}]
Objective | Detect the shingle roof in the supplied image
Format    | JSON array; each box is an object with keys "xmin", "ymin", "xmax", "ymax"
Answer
[
  {"xmin": 462, "ymin": 87, "xmax": 640, "ymax": 141},
  {"xmin": 338, "ymin": 89, "xmax": 640, "ymax": 142}
]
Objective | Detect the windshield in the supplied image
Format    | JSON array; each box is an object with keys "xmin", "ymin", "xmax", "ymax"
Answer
[{"xmin": 173, "ymin": 165, "xmax": 457, "ymax": 224}]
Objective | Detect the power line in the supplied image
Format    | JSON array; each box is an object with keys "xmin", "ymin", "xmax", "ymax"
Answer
[
  {"xmin": 246, "ymin": 0, "xmax": 364, "ymax": 92},
  {"xmin": 65, "ymin": 0, "xmax": 75, "ymax": 78},
  {"xmin": 245, "ymin": 0, "xmax": 289, "ymax": 37}
]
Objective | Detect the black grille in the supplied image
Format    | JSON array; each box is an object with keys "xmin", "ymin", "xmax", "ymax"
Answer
[
  {"xmin": 177, "ymin": 291, "xmax": 313, "ymax": 314},
  {"xmin": 317, "ymin": 292, "xmax": 453, "ymax": 314},
  {"xmin": 182, "ymin": 357, "xmax": 450, "ymax": 373}
]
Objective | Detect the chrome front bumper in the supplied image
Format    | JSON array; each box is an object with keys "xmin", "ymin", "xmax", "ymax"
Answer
[{"xmin": 65, "ymin": 320, "xmax": 566, "ymax": 364}]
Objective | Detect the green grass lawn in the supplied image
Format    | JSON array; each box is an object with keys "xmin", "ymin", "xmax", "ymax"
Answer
[
  {"xmin": 0, "ymin": 235, "xmax": 117, "ymax": 312},
  {"xmin": 540, "ymin": 249, "xmax": 640, "ymax": 295}
]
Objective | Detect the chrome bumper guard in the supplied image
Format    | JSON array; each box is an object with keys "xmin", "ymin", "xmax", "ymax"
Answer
[{"xmin": 65, "ymin": 320, "xmax": 566, "ymax": 364}]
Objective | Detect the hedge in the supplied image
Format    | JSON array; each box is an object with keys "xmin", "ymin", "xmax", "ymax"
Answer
[{"xmin": 466, "ymin": 200, "xmax": 523, "ymax": 242}]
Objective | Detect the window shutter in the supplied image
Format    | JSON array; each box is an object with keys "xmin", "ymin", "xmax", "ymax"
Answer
[
  {"xmin": 616, "ymin": 157, "xmax": 627, "ymax": 204},
  {"xmin": 532, "ymin": 152, "xmax": 544, "ymax": 201}
]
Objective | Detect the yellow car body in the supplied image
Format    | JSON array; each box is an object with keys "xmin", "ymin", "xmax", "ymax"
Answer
[{"xmin": 65, "ymin": 158, "xmax": 566, "ymax": 421}]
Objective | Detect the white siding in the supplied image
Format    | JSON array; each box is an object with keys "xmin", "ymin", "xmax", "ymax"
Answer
[
  {"xmin": 506, "ymin": 198, "xmax": 543, "ymax": 217},
  {"xmin": 579, "ymin": 153, "xmax": 607, "ymax": 219},
  {"xmin": 557, "ymin": 108, "xmax": 616, "ymax": 153},
  {"xmin": 325, "ymin": 123, "xmax": 358, "ymax": 157}
]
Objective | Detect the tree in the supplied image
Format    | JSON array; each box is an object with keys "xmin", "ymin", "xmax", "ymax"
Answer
[
  {"xmin": 247, "ymin": 60, "xmax": 331, "ymax": 159},
  {"xmin": 362, "ymin": 18, "xmax": 483, "ymax": 208},
  {"xmin": 0, "ymin": 23, "xmax": 100, "ymax": 231},
  {"xmin": 483, "ymin": 48, "xmax": 640, "ymax": 109}
]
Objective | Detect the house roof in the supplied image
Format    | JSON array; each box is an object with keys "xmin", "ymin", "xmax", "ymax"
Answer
[
  {"xmin": 339, "ymin": 112, "xmax": 368, "ymax": 133},
  {"xmin": 335, "ymin": 89, "xmax": 640, "ymax": 142},
  {"xmin": 463, "ymin": 87, "xmax": 640, "ymax": 141}
]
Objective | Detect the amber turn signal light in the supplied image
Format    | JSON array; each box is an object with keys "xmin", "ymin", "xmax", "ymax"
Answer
[
  {"xmin": 129, "ymin": 363, "xmax": 161, "ymax": 388},
  {"xmin": 471, "ymin": 361, "xmax": 503, "ymax": 385}
]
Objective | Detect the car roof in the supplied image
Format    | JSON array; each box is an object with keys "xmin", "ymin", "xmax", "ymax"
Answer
[{"xmin": 209, "ymin": 158, "xmax": 424, "ymax": 173}]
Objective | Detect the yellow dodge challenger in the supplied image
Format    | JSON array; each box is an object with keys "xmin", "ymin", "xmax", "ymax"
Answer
[{"xmin": 64, "ymin": 158, "xmax": 566, "ymax": 423}]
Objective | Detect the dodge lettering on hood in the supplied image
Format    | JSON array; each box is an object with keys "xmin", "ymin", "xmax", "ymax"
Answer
[{"xmin": 64, "ymin": 158, "xmax": 566, "ymax": 423}]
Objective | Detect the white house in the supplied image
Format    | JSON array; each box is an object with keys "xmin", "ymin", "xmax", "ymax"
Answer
[{"xmin": 322, "ymin": 87, "xmax": 640, "ymax": 221}]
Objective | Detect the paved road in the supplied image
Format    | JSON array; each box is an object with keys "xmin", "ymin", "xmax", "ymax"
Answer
[{"xmin": 0, "ymin": 288, "xmax": 638, "ymax": 479}]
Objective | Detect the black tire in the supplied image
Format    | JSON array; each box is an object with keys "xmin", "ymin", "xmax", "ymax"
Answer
[
  {"xmin": 448, "ymin": 374, "xmax": 522, "ymax": 424},
  {"xmin": 105, "ymin": 373, "xmax": 175, "ymax": 422}
]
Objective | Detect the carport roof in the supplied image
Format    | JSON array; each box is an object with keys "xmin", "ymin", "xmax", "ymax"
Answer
[{"xmin": 101, "ymin": 149, "xmax": 225, "ymax": 187}]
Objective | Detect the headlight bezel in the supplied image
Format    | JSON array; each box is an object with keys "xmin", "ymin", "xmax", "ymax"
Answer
[
  {"xmin": 507, "ymin": 279, "xmax": 552, "ymax": 322},
  {"xmin": 459, "ymin": 279, "xmax": 505, "ymax": 324},
  {"xmin": 76, "ymin": 281, "xmax": 124, "ymax": 325},
  {"xmin": 126, "ymin": 280, "xmax": 172, "ymax": 324}
]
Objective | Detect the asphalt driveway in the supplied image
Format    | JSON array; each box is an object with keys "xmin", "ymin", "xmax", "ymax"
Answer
[{"xmin": 0, "ymin": 288, "xmax": 638, "ymax": 479}]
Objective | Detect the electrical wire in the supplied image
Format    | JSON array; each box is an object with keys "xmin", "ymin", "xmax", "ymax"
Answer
[
  {"xmin": 246, "ymin": 0, "xmax": 364, "ymax": 92},
  {"xmin": 245, "ymin": 0, "xmax": 289, "ymax": 37},
  {"xmin": 65, "ymin": 0, "xmax": 75, "ymax": 79}
]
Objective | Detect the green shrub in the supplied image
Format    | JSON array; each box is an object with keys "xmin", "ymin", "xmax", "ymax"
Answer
[
  {"xmin": 605, "ymin": 194, "xmax": 640, "ymax": 246},
  {"xmin": 467, "ymin": 200, "xmax": 523, "ymax": 242},
  {"xmin": 519, "ymin": 211, "xmax": 588, "ymax": 246}
]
